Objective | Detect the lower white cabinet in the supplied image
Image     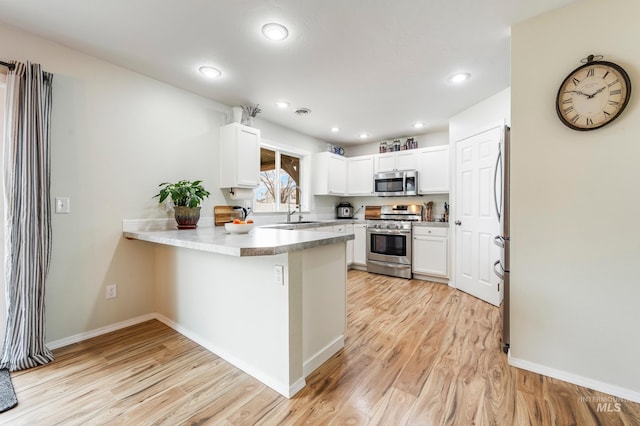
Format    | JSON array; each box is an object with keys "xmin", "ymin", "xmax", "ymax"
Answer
[
  {"xmin": 333, "ymin": 224, "xmax": 354, "ymax": 266},
  {"xmin": 353, "ymin": 224, "xmax": 367, "ymax": 266},
  {"xmin": 344, "ymin": 224, "xmax": 354, "ymax": 265},
  {"xmin": 313, "ymin": 223, "xmax": 358, "ymax": 267},
  {"xmin": 412, "ymin": 226, "xmax": 448, "ymax": 277}
]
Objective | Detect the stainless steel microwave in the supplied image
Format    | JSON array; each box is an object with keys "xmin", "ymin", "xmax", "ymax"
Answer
[{"xmin": 373, "ymin": 170, "xmax": 418, "ymax": 197}]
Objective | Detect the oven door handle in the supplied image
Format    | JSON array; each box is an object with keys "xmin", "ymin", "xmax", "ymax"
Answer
[{"xmin": 366, "ymin": 229, "xmax": 411, "ymax": 235}]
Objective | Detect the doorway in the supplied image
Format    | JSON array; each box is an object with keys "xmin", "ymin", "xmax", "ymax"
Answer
[{"xmin": 453, "ymin": 125, "xmax": 503, "ymax": 306}]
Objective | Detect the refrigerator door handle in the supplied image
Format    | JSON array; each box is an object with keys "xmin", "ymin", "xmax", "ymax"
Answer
[
  {"xmin": 493, "ymin": 259, "xmax": 504, "ymax": 280},
  {"xmin": 493, "ymin": 144, "xmax": 502, "ymax": 222},
  {"xmin": 494, "ymin": 235, "xmax": 504, "ymax": 248}
]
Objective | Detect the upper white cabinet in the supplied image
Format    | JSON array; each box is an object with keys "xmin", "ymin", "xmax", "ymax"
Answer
[
  {"xmin": 313, "ymin": 152, "xmax": 347, "ymax": 195},
  {"xmin": 375, "ymin": 151, "xmax": 418, "ymax": 172},
  {"xmin": 312, "ymin": 144, "xmax": 450, "ymax": 196},
  {"xmin": 347, "ymin": 155, "xmax": 374, "ymax": 195},
  {"xmin": 219, "ymin": 123, "xmax": 260, "ymax": 188},
  {"xmin": 418, "ymin": 146, "xmax": 450, "ymax": 194}
]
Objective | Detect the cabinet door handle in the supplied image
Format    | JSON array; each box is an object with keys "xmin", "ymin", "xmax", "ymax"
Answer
[{"xmin": 455, "ymin": 220, "xmax": 462, "ymax": 226}]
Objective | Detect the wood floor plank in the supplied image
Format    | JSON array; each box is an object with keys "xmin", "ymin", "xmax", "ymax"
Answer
[
  {"xmin": 368, "ymin": 386, "xmax": 416, "ymax": 425},
  {"xmin": 2, "ymin": 270, "xmax": 639, "ymax": 425}
]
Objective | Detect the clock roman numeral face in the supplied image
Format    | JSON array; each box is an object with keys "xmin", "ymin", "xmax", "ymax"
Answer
[{"xmin": 556, "ymin": 61, "xmax": 631, "ymax": 131}]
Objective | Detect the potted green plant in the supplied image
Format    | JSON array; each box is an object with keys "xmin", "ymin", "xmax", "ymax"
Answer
[{"xmin": 154, "ymin": 180, "xmax": 211, "ymax": 229}]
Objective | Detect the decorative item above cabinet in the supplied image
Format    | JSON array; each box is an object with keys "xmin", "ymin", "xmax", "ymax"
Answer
[{"xmin": 219, "ymin": 123, "xmax": 260, "ymax": 189}]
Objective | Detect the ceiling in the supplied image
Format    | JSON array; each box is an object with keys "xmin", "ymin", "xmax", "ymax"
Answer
[{"xmin": 0, "ymin": 0, "xmax": 579, "ymax": 145}]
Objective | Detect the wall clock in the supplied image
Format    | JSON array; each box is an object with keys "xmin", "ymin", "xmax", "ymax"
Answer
[{"xmin": 556, "ymin": 55, "xmax": 631, "ymax": 131}]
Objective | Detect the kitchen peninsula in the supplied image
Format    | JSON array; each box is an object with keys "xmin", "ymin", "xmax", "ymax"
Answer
[{"xmin": 123, "ymin": 221, "xmax": 353, "ymax": 398}]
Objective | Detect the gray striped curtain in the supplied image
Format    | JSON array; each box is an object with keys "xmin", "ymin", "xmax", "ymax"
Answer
[{"xmin": 1, "ymin": 61, "xmax": 54, "ymax": 370}]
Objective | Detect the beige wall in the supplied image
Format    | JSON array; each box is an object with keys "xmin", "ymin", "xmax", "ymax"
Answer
[
  {"xmin": 0, "ymin": 22, "xmax": 328, "ymax": 343},
  {"xmin": 511, "ymin": 0, "xmax": 640, "ymax": 398}
]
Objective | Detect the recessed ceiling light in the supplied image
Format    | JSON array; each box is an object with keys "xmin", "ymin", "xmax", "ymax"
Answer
[
  {"xmin": 449, "ymin": 72, "xmax": 471, "ymax": 83},
  {"xmin": 199, "ymin": 66, "xmax": 222, "ymax": 78},
  {"xmin": 331, "ymin": 127, "xmax": 340, "ymax": 133},
  {"xmin": 359, "ymin": 133, "xmax": 369, "ymax": 139},
  {"xmin": 262, "ymin": 23, "xmax": 289, "ymax": 41},
  {"xmin": 276, "ymin": 101, "xmax": 290, "ymax": 109},
  {"xmin": 412, "ymin": 122, "xmax": 425, "ymax": 129}
]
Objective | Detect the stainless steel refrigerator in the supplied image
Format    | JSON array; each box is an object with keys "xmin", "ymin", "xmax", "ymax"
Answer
[{"xmin": 493, "ymin": 125, "xmax": 510, "ymax": 354}]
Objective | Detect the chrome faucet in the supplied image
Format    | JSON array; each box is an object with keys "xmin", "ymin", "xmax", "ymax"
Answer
[{"xmin": 286, "ymin": 188, "xmax": 303, "ymax": 223}]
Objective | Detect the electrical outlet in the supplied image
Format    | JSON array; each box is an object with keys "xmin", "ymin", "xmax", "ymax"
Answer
[
  {"xmin": 274, "ymin": 265, "xmax": 284, "ymax": 285},
  {"xmin": 106, "ymin": 284, "xmax": 117, "ymax": 299}
]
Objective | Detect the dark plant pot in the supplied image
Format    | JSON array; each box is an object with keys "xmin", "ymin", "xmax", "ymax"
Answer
[{"xmin": 174, "ymin": 206, "xmax": 201, "ymax": 229}]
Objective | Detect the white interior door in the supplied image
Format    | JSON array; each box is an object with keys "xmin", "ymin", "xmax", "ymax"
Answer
[{"xmin": 454, "ymin": 126, "xmax": 503, "ymax": 306}]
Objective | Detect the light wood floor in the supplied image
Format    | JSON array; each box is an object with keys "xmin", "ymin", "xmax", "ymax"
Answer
[{"xmin": 3, "ymin": 270, "xmax": 639, "ymax": 425}]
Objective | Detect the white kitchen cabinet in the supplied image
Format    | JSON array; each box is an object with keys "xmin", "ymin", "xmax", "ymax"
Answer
[
  {"xmin": 313, "ymin": 223, "xmax": 355, "ymax": 266},
  {"xmin": 313, "ymin": 152, "xmax": 347, "ymax": 195},
  {"xmin": 375, "ymin": 151, "xmax": 419, "ymax": 172},
  {"xmin": 219, "ymin": 123, "xmax": 260, "ymax": 188},
  {"xmin": 345, "ymin": 224, "xmax": 354, "ymax": 265},
  {"xmin": 418, "ymin": 146, "xmax": 450, "ymax": 194},
  {"xmin": 353, "ymin": 223, "xmax": 367, "ymax": 267},
  {"xmin": 347, "ymin": 155, "xmax": 374, "ymax": 195},
  {"xmin": 333, "ymin": 224, "xmax": 354, "ymax": 266},
  {"xmin": 412, "ymin": 226, "xmax": 448, "ymax": 278}
]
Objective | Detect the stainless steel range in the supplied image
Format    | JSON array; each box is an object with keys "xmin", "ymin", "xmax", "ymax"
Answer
[{"xmin": 366, "ymin": 204, "xmax": 422, "ymax": 279}]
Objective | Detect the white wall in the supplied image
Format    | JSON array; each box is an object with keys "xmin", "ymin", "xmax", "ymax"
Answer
[
  {"xmin": 449, "ymin": 88, "xmax": 510, "ymax": 142},
  {"xmin": 0, "ymin": 22, "xmax": 332, "ymax": 343},
  {"xmin": 345, "ymin": 130, "xmax": 449, "ymax": 157},
  {"xmin": 247, "ymin": 117, "xmax": 339, "ymax": 220},
  {"xmin": 0, "ymin": 22, "xmax": 230, "ymax": 341},
  {"xmin": 511, "ymin": 0, "xmax": 640, "ymax": 400}
]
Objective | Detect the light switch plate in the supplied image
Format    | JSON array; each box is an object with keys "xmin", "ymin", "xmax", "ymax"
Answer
[{"xmin": 55, "ymin": 197, "xmax": 70, "ymax": 214}]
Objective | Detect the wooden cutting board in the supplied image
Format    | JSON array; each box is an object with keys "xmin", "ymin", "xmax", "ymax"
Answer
[
  {"xmin": 365, "ymin": 206, "xmax": 381, "ymax": 219},
  {"xmin": 214, "ymin": 206, "xmax": 234, "ymax": 226}
]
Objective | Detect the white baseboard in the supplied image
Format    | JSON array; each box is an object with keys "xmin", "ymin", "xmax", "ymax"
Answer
[
  {"xmin": 154, "ymin": 314, "xmax": 305, "ymax": 398},
  {"xmin": 412, "ymin": 273, "xmax": 449, "ymax": 285},
  {"xmin": 303, "ymin": 335, "xmax": 344, "ymax": 377},
  {"xmin": 49, "ymin": 313, "xmax": 640, "ymax": 404},
  {"xmin": 349, "ymin": 264, "xmax": 367, "ymax": 271},
  {"xmin": 46, "ymin": 312, "xmax": 308, "ymax": 398},
  {"xmin": 46, "ymin": 313, "xmax": 156, "ymax": 350},
  {"xmin": 509, "ymin": 355, "xmax": 640, "ymax": 404}
]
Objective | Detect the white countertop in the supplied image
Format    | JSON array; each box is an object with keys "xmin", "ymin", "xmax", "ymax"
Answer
[{"xmin": 123, "ymin": 223, "xmax": 353, "ymax": 257}]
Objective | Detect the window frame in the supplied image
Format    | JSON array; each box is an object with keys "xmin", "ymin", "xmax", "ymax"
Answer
[{"xmin": 255, "ymin": 140, "xmax": 310, "ymax": 214}]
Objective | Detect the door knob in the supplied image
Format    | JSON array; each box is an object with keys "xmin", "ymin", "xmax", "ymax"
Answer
[{"xmin": 455, "ymin": 220, "xmax": 462, "ymax": 226}]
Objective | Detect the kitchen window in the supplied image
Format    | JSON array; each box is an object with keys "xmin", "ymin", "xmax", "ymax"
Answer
[{"xmin": 255, "ymin": 147, "xmax": 302, "ymax": 213}]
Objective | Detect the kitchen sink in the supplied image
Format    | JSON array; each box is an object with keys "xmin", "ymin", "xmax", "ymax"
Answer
[{"xmin": 260, "ymin": 221, "xmax": 326, "ymax": 230}]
